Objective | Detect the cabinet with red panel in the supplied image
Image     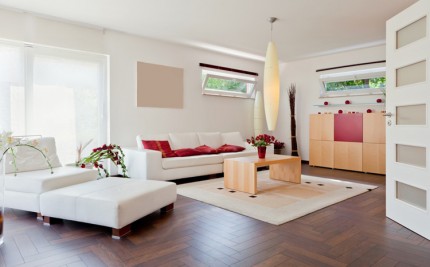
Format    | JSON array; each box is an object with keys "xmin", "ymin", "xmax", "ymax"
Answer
[
  {"xmin": 309, "ymin": 113, "xmax": 385, "ymax": 173},
  {"xmin": 333, "ymin": 113, "xmax": 363, "ymax": 171}
]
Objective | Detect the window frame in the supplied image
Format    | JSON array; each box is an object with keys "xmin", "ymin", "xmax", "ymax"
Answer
[
  {"xmin": 201, "ymin": 67, "xmax": 257, "ymax": 99},
  {"xmin": 319, "ymin": 67, "xmax": 386, "ymax": 98}
]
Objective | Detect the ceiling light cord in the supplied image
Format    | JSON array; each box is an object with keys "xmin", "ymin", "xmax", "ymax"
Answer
[{"xmin": 268, "ymin": 17, "xmax": 277, "ymax": 42}]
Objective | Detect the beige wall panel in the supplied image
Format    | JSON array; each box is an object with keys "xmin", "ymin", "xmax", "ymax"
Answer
[
  {"xmin": 334, "ymin": 142, "xmax": 363, "ymax": 172},
  {"xmin": 363, "ymin": 113, "xmax": 386, "ymax": 143},
  {"xmin": 363, "ymin": 143, "xmax": 386, "ymax": 174},
  {"xmin": 137, "ymin": 62, "xmax": 184, "ymax": 108}
]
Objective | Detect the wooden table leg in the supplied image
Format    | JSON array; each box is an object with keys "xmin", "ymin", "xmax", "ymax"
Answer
[
  {"xmin": 224, "ymin": 160, "xmax": 257, "ymax": 194},
  {"xmin": 269, "ymin": 158, "xmax": 301, "ymax": 183}
]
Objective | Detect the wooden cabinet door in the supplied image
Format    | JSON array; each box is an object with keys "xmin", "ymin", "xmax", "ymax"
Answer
[
  {"xmin": 310, "ymin": 114, "xmax": 334, "ymax": 140},
  {"xmin": 321, "ymin": 114, "xmax": 334, "ymax": 141},
  {"xmin": 309, "ymin": 140, "xmax": 334, "ymax": 168},
  {"xmin": 363, "ymin": 113, "xmax": 386, "ymax": 143},
  {"xmin": 334, "ymin": 142, "xmax": 363, "ymax": 171},
  {"xmin": 363, "ymin": 143, "xmax": 386, "ymax": 174},
  {"xmin": 309, "ymin": 115, "xmax": 322, "ymax": 140}
]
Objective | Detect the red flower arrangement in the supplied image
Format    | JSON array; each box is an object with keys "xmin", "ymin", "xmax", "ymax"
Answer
[
  {"xmin": 246, "ymin": 134, "xmax": 275, "ymax": 147},
  {"xmin": 79, "ymin": 144, "xmax": 128, "ymax": 178},
  {"xmin": 274, "ymin": 140, "xmax": 285, "ymax": 150}
]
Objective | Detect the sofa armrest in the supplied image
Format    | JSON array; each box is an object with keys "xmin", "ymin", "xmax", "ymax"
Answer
[{"xmin": 123, "ymin": 148, "xmax": 163, "ymax": 180}]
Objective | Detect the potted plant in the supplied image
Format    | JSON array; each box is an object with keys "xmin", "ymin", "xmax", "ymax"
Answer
[
  {"xmin": 273, "ymin": 140, "xmax": 285, "ymax": 155},
  {"xmin": 246, "ymin": 134, "xmax": 275, "ymax": 159},
  {"xmin": 79, "ymin": 144, "xmax": 129, "ymax": 178}
]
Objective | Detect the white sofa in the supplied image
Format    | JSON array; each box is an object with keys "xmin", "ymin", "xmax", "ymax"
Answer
[
  {"xmin": 4, "ymin": 137, "xmax": 98, "ymax": 214},
  {"xmin": 123, "ymin": 132, "xmax": 273, "ymax": 181}
]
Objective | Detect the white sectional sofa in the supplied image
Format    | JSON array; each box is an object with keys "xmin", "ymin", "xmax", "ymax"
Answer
[{"xmin": 123, "ymin": 132, "xmax": 273, "ymax": 181}]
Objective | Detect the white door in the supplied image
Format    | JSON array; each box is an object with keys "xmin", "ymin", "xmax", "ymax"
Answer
[{"xmin": 386, "ymin": 1, "xmax": 430, "ymax": 239}]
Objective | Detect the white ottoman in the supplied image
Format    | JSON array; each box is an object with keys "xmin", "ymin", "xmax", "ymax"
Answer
[{"xmin": 40, "ymin": 178, "xmax": 177, "ymax": 238}]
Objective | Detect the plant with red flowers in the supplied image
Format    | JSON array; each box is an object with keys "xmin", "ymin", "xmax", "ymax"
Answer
[
  {"xmin": 246, "ymin": 134, "xmax": 275, "ymax": 147},
  {"xmin": 273, "ymin": 140, "xmax": 285, "ymax": 150},
  {"xmin": 79, "ymin": 144, "xmax": 128, "ymax": 178}
]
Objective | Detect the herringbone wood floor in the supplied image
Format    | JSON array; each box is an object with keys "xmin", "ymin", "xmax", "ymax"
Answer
[{"xmin": 1, "ymin": 164, "xmax": 430, "ymax": 267}]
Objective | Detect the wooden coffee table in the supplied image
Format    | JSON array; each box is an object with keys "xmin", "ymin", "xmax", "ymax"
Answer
[{"xmin": 223, "ymin": 154, "xmax": 301, "ymax": 194}]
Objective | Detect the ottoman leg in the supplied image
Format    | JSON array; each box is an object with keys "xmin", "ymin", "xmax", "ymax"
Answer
[
  {"xmin": 43, "ymin": 216, "xmax": 51, "ymax": 226},
  {"xmin": 112, "ymin": 224, "xmax": 131, "ymax": 239},
  {"xmin": 160, "ymin": 203, "xmax": 174, "ymax": 213}
]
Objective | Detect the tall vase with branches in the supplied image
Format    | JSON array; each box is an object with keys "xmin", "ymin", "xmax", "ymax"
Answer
[{"xmin": 288, "ymin": 84, "xmax": 299, "ymax": 156}]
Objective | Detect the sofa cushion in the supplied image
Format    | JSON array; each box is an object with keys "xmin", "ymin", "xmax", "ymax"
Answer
[
  {"xmin": 162, "ymin": 154, "xmax": 223, "ymax": 169},
  {"xmin": 197, "ymin": 132, "xmax": 222, "ymax": 148},
  {"xmin": 137, "ymin": 134, "xmax": 170, "ymax": 150},
  {"xmin": 169, "ymin": 133, "xmax": 200, "ymax": 150},
  {"xmin": 195, "ymin": 145, "xmax": 218, "ymax": 154},
  {"xmin": 142, "ymin": 140, "xmax": 176, "ymax": 158},
  {"xmin": 221, "ymin": 132, "xmax": 245, "ymax": 147},
  {"xmin": 4, "ymin": 137, "xmax": 62, "ymax": 174},
  {"xmin": 217, "ymin": 144, "xmax": 246, "ymax": 153},
  {"xmin": 173, "ymin": 148, "xmax": 202, "ymax": 157},
  {"xmin": 5, "ymin": 166, "xmax": 98, "ymax": 194}
]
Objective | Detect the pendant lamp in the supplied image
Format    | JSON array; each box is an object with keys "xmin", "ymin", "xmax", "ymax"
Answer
[{"xmin": 263, "ymin": 17, "xmax": 280, "ymax": 131}]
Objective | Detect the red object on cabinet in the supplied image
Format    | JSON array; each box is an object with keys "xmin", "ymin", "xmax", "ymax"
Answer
[{"xmin": 334, "ymin": 114, "xmax": 363, "ymax": 142}]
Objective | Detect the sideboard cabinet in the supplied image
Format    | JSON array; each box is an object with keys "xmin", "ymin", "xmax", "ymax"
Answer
[{"xmin": 309, "ymin": 113, "xmax": 386, "ymax": 174}]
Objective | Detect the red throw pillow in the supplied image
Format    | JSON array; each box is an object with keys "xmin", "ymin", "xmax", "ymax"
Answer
[
  {"xmin": 217, "ymin": 144, "xmax": 246, "ymax": 153},
  {"xmin": 195, "ymin": 145, "xmax": 218, "ymax": 154},
  {"xmin": 142, "ymin": 140, "xmax": 176, "ymax": 158},
  {"xmin": 173, "ymin": 148, "xmax": 202, "ymax": 157}
]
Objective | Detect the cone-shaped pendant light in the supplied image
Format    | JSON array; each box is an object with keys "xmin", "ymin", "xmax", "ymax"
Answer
[{"xmin": 263, "ymin": 17, "xmax": 280, "ymax": 131}]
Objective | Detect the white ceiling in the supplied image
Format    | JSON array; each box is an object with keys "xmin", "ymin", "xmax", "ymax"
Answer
[{"xmin": 0, "ymin": 0, "xmax": 418, "ymax": 62}]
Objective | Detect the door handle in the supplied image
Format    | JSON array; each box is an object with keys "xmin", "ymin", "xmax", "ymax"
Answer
[{"xmin": 383, "ymin": 112, "xmax": 394, "ymax": 118}]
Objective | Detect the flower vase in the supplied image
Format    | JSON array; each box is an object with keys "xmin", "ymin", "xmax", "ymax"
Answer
[
  {"xmin": 0, "ymin": 159, "xmax": 5, "ymax": 246},
  {"xmin": 257, "ymin": 146, "xmax": 266, "ymax": 159}
]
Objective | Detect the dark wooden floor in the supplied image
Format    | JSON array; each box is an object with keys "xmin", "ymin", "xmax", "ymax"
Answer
[{"xmin": 1, "ymin": 164, "xmax": 430, "ymax": 267}]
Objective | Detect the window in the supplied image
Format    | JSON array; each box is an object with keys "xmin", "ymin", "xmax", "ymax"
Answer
[
  {"xmin": 319, "ymin": 67, "xmax": 386, "ymax": 97},
  {"xmin": 0, "ymin": 40, "xmax": 108, "ymax": 164},
  {"xmin": 201, "ymin": 64, "xmax": 257, "ymax": 98}
]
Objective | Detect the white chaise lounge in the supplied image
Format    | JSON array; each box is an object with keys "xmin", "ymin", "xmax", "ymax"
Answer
[{"xmin": 4, "ymin": 137, "xmax": 98, "ymax": 217}]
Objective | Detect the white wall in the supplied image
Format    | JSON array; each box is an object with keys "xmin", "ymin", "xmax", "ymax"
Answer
[
  {"xmin": 275, "ymin": 45, "xmax": 386, "ymax": 160},
  {"xmin": 0, "ymin": 8, "xmax": 264, "ymax": 148},
  {"xmin": 103, "ymin": 31, "xmax": 263, "ymax": 147}
]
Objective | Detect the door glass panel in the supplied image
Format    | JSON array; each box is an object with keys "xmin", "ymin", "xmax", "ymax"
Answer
[
  {"xmin": 396, "ymin": 104, "xmax": 426, "ymax": 125},
  {"xmin": 397, "ymin": 16, "xmax": 427, "ymax": 49},
  {"xmin": 396, "ymin": 61, "xmax": 426, "ymax": 87},
  {"xmin": 396, "ymin": 181, "xmax": 427, "ymax": 210},
  {"xmin": 396, "ymin": 144, "xmax": 426, "ymax": 167}
]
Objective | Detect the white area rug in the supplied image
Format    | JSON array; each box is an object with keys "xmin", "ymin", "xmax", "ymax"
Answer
[{"xmin": 178, "ymin": 171, "xmax": 377, "ymax": 225}]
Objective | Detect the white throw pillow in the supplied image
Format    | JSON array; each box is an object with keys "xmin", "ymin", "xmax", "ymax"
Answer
[
  {"xmin": 168, "ymin": 133, "xmax": 200, "ymax": 150},
  {"xmin": 197, "ymin": 132, "xmax": 222, "ymax": 148},
  {"xmin": 221, "ymin": 132, "xmax": 245, "ymax": 147},
  {"xmin": 4, "ymin": 137, "xmax": 62, "ymax": 174}
]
